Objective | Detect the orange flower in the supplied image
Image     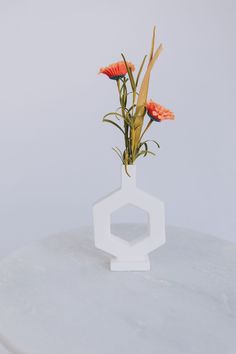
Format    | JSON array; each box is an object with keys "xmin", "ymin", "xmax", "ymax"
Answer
[
  {"xmin": 146, "ymin": 100, "xmax": 175, "ymax": 122},
  {"xmin": 99, "ymin": 61, "xmax": 135, "ymax": 80}
]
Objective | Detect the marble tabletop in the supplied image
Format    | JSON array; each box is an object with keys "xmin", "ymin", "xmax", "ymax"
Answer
[{"xmin": 0, "ymin": 225, "xmax": 235, "ymax": 354}]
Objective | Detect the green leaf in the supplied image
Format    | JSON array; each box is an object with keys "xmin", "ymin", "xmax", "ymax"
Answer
[
  {"xmin": 103, "ymin": 112, "xmax": 124, "ymax": 120},
  {"xmin": 124, "ymin": 114, "xmax": 134, "ymax": 127},
  {"xmin": 112, "ymin": 147, "xmax": 123, "ymax": 162},
  {"xmin": 135, "ymin": 55, "xmax": 147, "ymax": 88},
  {"xmin": 103, "ymin": 118, "xmax": 125, "ymax": 134},
  {"xmin": 121, "ymin": 53, "xmax": 136, "ymax": 93},
  {"xmin": 114, "ymin": 146, "xmax": 123, "ymax": 156},
  {"xmin": 141, "ymin": 139, "xmax": 160, "ymax": 149},
  {"xmin": 127, "ymin": 104, "xmax": 136, "ymax": 113},
  {"xmin": 105, "ymin": 111, "xmax": 132, "ymax": 127},
  {"xmin": 116, "ymin": 106, "xmax": 129, "ymax": 113},
  {"xmin": 124, "ymin": 150, "xmax": 131, "ymax": 177},
  {"xmin": 127, "ymin": 92, "xmax": 139, "ymax": 97},
  {"xmin": 136, "ymin": 150, "xmax": 156, "ymax": 159},
  {"xmin": 120, "ymin": 81, "xmax": 128, "ymax": 108},
  {"xmin": 143, "ymin": 142, "xmax": 148, "ymax": 156}
]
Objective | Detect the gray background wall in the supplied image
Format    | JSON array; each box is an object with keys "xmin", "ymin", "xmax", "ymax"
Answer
[{"xmin": 0, "ymin": 0, "xmax": 235, "ymax": 258}]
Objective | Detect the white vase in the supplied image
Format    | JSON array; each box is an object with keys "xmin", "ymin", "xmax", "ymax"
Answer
[{"xmin": 93, "ymin": 165, "xmax": 165, "ymax": 271}]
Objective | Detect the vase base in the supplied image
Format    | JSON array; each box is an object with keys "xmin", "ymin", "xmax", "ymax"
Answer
[{"xmin": 110, "ymin": 257, "xmax": 150, "ymax": 271}]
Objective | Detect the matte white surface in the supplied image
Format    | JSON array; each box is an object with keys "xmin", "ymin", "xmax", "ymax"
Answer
[
  {"xmin": 93, "ymin": 166, "xmax": 165, "ymax": 271},
  {"xmin": 0, "ymin": 0, "xmax": 236, "ymax": 261},
  {"xmin": 0, "ymin": 225, "xmax": 235, "ymax": 354}
]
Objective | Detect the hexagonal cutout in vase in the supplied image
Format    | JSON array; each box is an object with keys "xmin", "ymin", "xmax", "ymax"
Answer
[
  {"xmin": 93, "ymin": 165, "xmax": 165, "ymax": 271},
  {"xmin": 111, "ymin": 204, "xmax": 149, "ymax": 243}
]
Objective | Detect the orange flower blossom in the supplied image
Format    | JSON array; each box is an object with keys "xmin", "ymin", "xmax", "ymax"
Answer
[
  {"xmin": 146, "ymin": 100, "xmax": 175, "ymax": 122},
  {"xmin": 99, "ymin": 61, "xmax": 135, "ymax": 80}
]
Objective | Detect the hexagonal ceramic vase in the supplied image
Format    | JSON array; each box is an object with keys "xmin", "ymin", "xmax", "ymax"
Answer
[{"xmin": 93, "ymin": 165, "xmax": 165, "ymax": 271}]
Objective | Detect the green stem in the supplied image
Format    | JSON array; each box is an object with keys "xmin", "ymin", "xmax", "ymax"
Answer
[
  {"xmin": 132, "ymin": 119, "xmax": 153, "ymax": 163},
  {"xmin": 117, "ymin": 79, "xmax": 120, "ymax": 93},
  {"xmin": 138, "ymin": 119, "xmax": 153, "ymax": 145},
  {"xmin": 117, "ymin": 78, "xmax": 129, "ymax": 163}
]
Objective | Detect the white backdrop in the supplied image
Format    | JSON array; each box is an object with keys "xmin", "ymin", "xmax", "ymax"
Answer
[{"xmin": 0, "ymin": 0, "xmax": 235, "ymax": 258}]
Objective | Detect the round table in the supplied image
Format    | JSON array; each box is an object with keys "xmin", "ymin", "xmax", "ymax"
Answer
[{"xmin": 0, "ymin": 225, "xmax": 235, "ymax": 354}]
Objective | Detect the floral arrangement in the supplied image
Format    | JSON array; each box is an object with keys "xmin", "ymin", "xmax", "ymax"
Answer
[{"xmin": 99, "ymin": 27, "xmax": 174, "ymax": 175}]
